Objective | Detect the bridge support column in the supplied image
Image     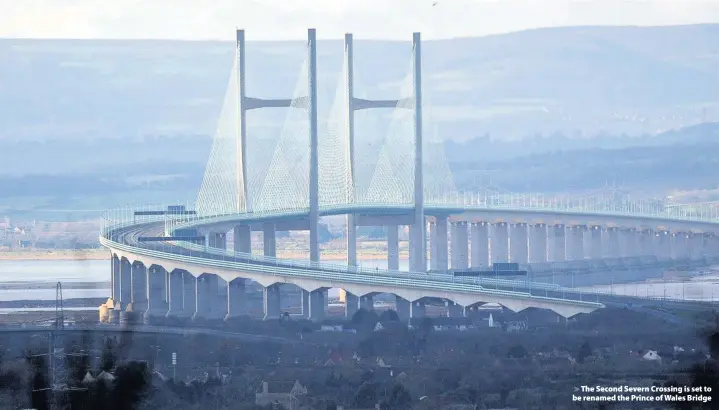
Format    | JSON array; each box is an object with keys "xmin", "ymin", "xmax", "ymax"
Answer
[
  {"xmin": 263, "ymin": 223, "xmax": 276, "ymax": 258},
  {"xmin": 145, "ymin": 266, "xmax": 168, "ymax": 323},
  {"xmin": 434, "ymin": 217, "xmax": 449, "ymax": 271},
  {"xmin": 638, "ymin": 229, "xmax": 655, "ymax": 257},
  {"xmin": 689, "ymin": 234, "xmax": 704, "ymax": 260},
  {"xmin": 510, "ymin": 223, "xmax": 528, "ymax": 264},
  {"xmin": 183, "ymin": 273, "xmax": 196, "ymax": 318},
  {"xmin": 233, "ymin": 225, "xmax": 252, "ymax": 254},
  {"xmin": 620, "ymin": 229, "xmax": 637, "ymax": 257},
  {"xmin": 656, "ymin": 230, "xmax": 671, "ymax": 260},
  {"xmin": 568, "ymin": 226, "xmax": 585, "ymax": 260},
  {"xmin": 428, "ymin": 221, "xmax": 437, "ymax": 270},
  {"xmin": 451, "ymin": 222, "xmax": 469, "ymax": 269},
  {"xmin": 552, "ymin": 225, "xmax": 566, "ymax": 262},
  {"xmin": 216, "ymin": 278, "xmax": 229, "ymax": 319},
  {"xmin": 395, "ymin": 296, "xmax": 410, "ymax": 321},
  {"xmin": 529, "ymin": 224, "xmax": 547, "ymax": 263},
  {"xmin": 471, "ymin": 222, "xmax": 490, "ymax": 268},
  {"xmin": 263, "ymin": 284, "xmax": 281, "ymax": 320},
  {"xmin": 589, "ymin": 226, "xmax": 602, "ymax": 259},
  {"xmin": 344, "ymin": 291, "xmax": 358, "ymax": 318},
  {"xmin": 226, "ymin": 278, "xmax": 246, "ymax": 320},
  {"xmin": 193, "ymin": 274, "xmax": 219, "ymax": 321},
  {"xmin": 301, "ymin": 290, "xmax": 310, "ymax": 319},
  {"xmin": 308, "ymin": 289, "xmax": 326, "ymax": 321},
  {"xmin": 672, "ymin": 232, "xmax": 689, "ymax": 260},
  {"xmin": 347, "ymin": 215, "xmax": 357, "ymax": 267},
  {"xmin": 130, "ymin": 262, "xmax": 147, "ymax": 313},
  {"xmin": 491, "ymin": 222, "xmax": 509, "ymax": 264},
  {"xmin": 707, "ymin": 235, "xmax": 719, "ymax": 259},
  {"xmin": 408, "ymin": 223, "xmax": 426, "ymax": 272},
  {"xmin": 606, "ymin": 227, "xmax": 620, "ymax": 258},
  {"xmin": 410, "ymin": 300, "xmax": 426, "ymax": 318},
  {"xmin": 359, "ymin": 295, "xmax": 374, "ymax": 312},
  {"xmin": 207, "ymin": 232, "xmax": 227, "ymax": 250},
  {"xmin": 166, "ymin": 270, "xmax": 185, "ymax": 318},
  {"xmin": 111, "ymin": 255, "xmax": 120, "ymax": 302},
  {"xmin": 119, "ymin": 259, "xmax": 132, "ymax": 309},
  {"xmin": 445, "ymin": 300, "xmax": 464, "ymax": 318},
  {"xmin": 387, "ymin": 225, "xmax": 400, "ymax": 271}
]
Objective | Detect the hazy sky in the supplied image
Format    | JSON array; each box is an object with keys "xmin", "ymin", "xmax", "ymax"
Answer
[{"xmin": 2, "ymin": 0, "xmax": 719, "ymax": 40}]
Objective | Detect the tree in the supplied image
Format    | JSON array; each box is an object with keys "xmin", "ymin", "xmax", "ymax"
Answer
[
  {"xmin": 352, "ymin": 309, "xmax": 379, "ymax": 328},
  {"xmin": 379, "ymin": 309, "xmax": 399, "ymax": 322},
  {"xmin": 382, "ymin": 384, "xmax": 411, "ymax": 409},
  {"xmin": 354, "ymin": 381, "xmax": 379, "ymax": 408},
  {"xmin": 507, "ymin": 344, "xmax": 528, "ymax": 358},
  {"xmin": 577, "ymin": 342, "xmax": 592, "ymax": 363}
]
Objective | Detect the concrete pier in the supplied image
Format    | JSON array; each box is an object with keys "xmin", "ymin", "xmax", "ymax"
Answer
[
  {"xmin": 470, "ymin": 222, "xmax": 490, "ymax": 268},
  {"xmin": 445, "ymin": 300, "xmax": 464, "ymax": 318},
  {"xmin": 145, "ymin": 266, "xmax": 167, "ymax": 321},
  {"xmin": 510, "ymin": 223, "xmax": 528, "ymax": 264},
  {"xmin": 410, "ymin": 301, "xmax": 426, "ymax": 318},
  {"xmin": 429, "ymin": 221, "xmax": 437, "ymax": 270},
  {"xmin": 672, "ymin": 233, "xmax": 689, "ymax": 260},
  {"xmin": 451, "ymin": 222, "xmax": 469, "ymax": 269},
  {"xmin": 639, "ymin": 230, "xmax": 655, "ymax": 257},
  {"xmin": 606, "ymin": 227, "xmax": 620, "ymax": 258},
  {"xmin": 233, "ymin": 225, "xmax": 252, "ymax": 253},
  {"xmin": 395, "ymin": 296, "xmax": 410, "ymax": 321},
  {"xmin": 226, "ymin": 278, "xmax": 246, "ymax": 319},
  {"xmin": 263, "ymin": 284, "xmax": 281, "ymax": 320},
  {"xmin": 620, "ymin": 229, "xmax": 637, "ymax": 257},
  {"xmin": 183, "ymin": 273, "xmax": 196, "ymax": 318},
  {"xmin": 568, "ymin": 225, "xmax": 585, "ymax": 260},
  {"xmin": 130, "ymin": 262, "xmax": 147, "ymax": 312},
  {"xmin": 552, "ymin": 225, "xmax": 566, "ymax": 262},
  {"xmin": 529, "ymin": 224, "xmax": 547, "ymax": 263},
  {"xmin": 492, "ymin": 222, "xmax": 509, "ymax": 264},
  {"xmin": 387, "ymin": 225, "xmax": 400, "ymax": 271},
  {"xmin": 345, "ymin": 291, "xmax": 359, "ymax": 318},
  {"xmin": 119, "ymin": 258, "xmax": 132, "ymax": 307},
  {"xmin": 308, "ymin": 289, "xmax": 327, "ymax": 320},
  {"xmin": 207, "ymin": 232, "xmax": 227, "ymax": 250},
  {"xmin": 111, "ymin": 256, "xmax": 120, "ymax": 302},
  {"xmin": 588, "ymin": 226, "xmax": 602, "ymax": 259},
  {"xmin": 359, "ymin": 295, "xmax": 374, "ymax": 311},
  {"xmin": 166, "ymin": 270, "xmax": 185, "ymax": 317},
  {"xmin": 435, "ymin": 217, "xmax": 449, "ymax": 271},
  {"xmin": 263, "ymin": 223, "xmax": 276, "ymax": 258}
]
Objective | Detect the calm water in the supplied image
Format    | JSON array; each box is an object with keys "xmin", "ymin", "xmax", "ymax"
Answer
[
  {"xmin": 1, "ymin": 258, "xmax": 718, "ymax": 304},
  {"xmin": 0, "ymin": 259, "xmax": 110, "ymax": 302}
]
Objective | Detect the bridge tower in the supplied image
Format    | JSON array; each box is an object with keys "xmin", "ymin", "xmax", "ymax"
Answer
[
  {"xmin": 234, "ymin": 28, "xmax": 321, "ymax": 261},
  {"xmin": 344, "ymin": 32, "xmax": 426, "ymax": 272}
]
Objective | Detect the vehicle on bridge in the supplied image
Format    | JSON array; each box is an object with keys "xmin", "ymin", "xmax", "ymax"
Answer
[{"xmin": 450, "ymin": 263, "xmax": 528, "ymax": 278}]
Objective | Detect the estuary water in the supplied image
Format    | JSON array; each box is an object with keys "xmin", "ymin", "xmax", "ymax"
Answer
[{"xmin": 1, "ymin": 259, "xmax": 718, "ymax": 307}]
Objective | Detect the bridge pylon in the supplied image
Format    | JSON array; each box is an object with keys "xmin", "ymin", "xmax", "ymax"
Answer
[{"xmin": 343, "ymin": 32, "xmax": 426, "ymax": 272}]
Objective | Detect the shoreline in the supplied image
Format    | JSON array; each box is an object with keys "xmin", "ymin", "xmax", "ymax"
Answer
[{"xmin": 0, "ymin": 249, "xmax": 404, "ymax": 262}]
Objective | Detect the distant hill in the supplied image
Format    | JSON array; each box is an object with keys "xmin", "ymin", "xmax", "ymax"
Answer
[
  {"xmin": 2, "ymin": 24, "xmax": 719, "ymax": 215},
  {"xmin": 1, "ymin": 24, "xmax": 718, "ymax": 151}
]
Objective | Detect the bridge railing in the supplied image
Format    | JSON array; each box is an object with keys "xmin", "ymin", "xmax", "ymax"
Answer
[
  {"xmin": 427, "ymin": 192, "xmax": 719, "ymax": 224},
  {"xmin": 103, "ymin": 220, "xmax": 604, "ymax": 304}
]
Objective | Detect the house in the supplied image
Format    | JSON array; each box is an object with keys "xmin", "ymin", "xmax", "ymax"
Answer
[
  {"xmin": 255, "ymin": 380, "xmax": 308, "ymax": 410},
  {"xmin": 642, "ymin": 350, "xmax": 662, "ymax": 362}
]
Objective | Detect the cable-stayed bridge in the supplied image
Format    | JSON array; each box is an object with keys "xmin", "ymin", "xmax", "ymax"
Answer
[{"xmin": 100, "ymin": 29, "xmax": 719, "ymax": 324}]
